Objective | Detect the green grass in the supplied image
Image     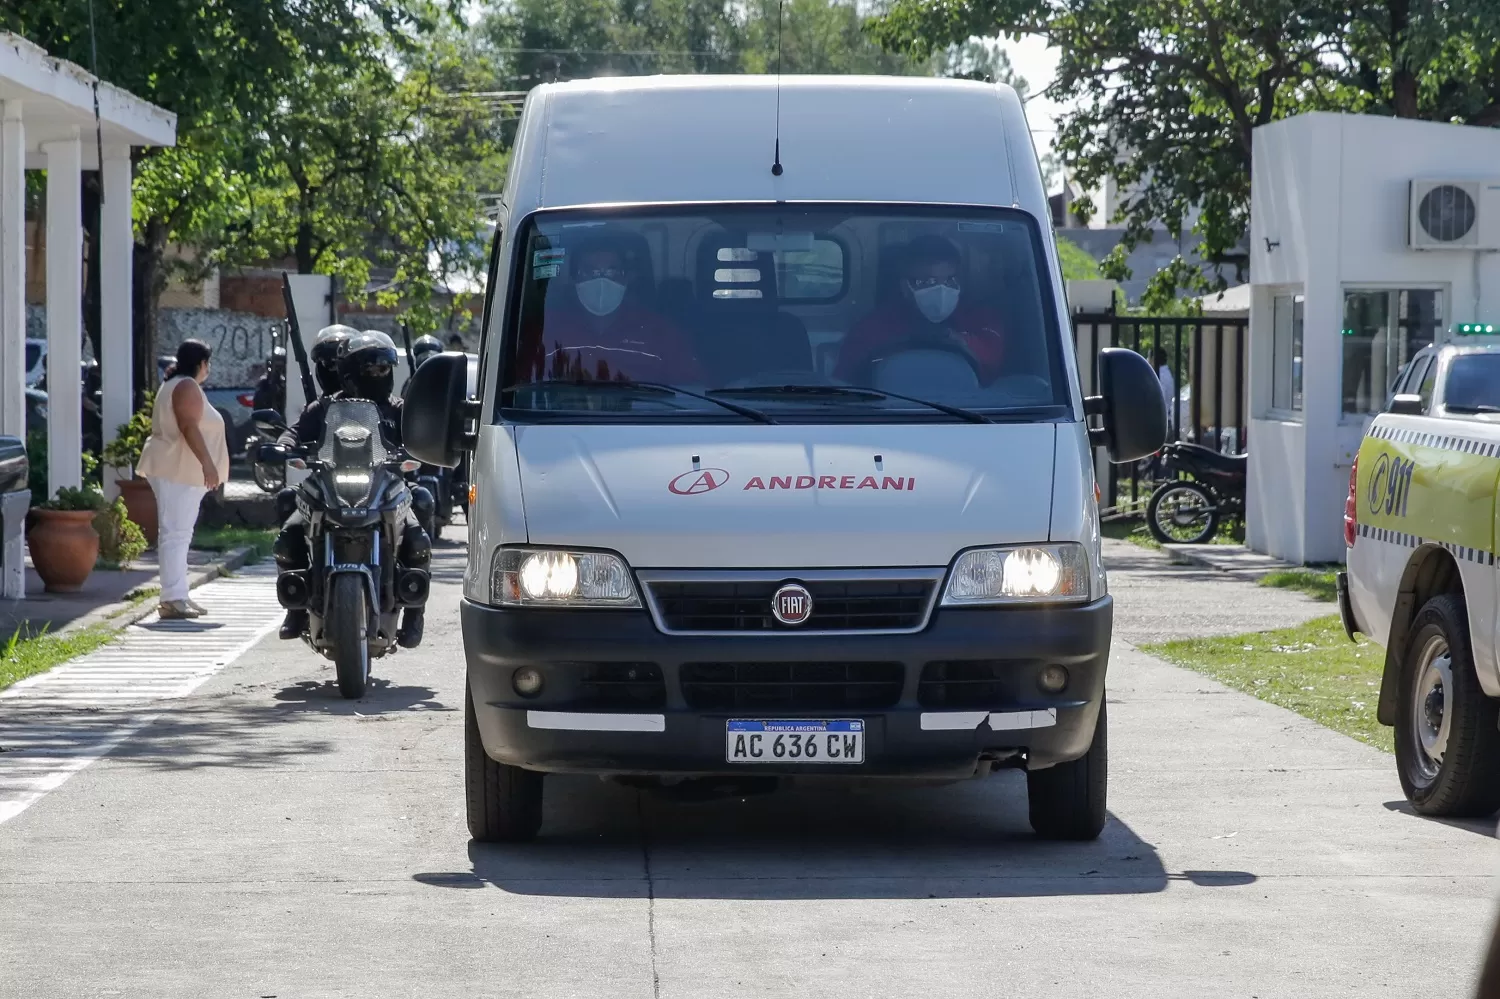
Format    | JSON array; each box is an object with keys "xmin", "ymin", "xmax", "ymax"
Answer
[
  {"xmin": 1101, "ymin": 518, "xmax": 1162, "ymax": 550},
  {"xmin": 0, "ymin": 624, "xmax": 118, "ymax": 693},
  {"xmin": 1258, "ymin": 568, "xmax": 1340, "ymax": 603},
  {"xmin": 1143, "ymin": 614, "xmax": 1391, "ymax": 752},
  {"xmin": 193, "ymin": 526, "xmax": 278, "ymax": 563}
]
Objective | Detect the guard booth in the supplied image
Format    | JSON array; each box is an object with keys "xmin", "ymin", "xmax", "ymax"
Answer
[{"xmin": 1247, "ymin": 113, "xmax": 1500, "ymax": 564}]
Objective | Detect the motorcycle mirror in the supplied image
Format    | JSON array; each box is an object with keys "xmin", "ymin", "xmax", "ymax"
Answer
[{"xmin": 400, "ymin": 458, "xmax": 421, "ymax": 473}]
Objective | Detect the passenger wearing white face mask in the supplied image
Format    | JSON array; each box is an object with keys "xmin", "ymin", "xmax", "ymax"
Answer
[
  {"xmin": 836, "ymin": 234, "xmax": 1009, "ymax": 384},
  {"xmin": 519, "ymin": 237, "xmax": 704, "ymax": 384}
]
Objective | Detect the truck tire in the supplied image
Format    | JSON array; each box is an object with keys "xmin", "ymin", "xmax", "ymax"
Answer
[
  {"xmin": 327, "ymin": 574, "xmax": 369, "ymax": 700},
  {"xmin": 1146, "ymin": 481, "xmax": 1219, "ymax": 545},
  {"xmin": 466, "ymin": 683, "xmax": 543, "ymax": 843},
  {"xmin": 1027, "ymin": 699, "xmax": 1108, "ymax": 840},
  {"xmin": 1396, "ymin": 594, "xmax": 1500, "ymax": 817}
]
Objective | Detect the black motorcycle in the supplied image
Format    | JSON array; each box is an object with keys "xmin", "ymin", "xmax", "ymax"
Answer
[
  {"xmin": 415, "ymin": 463, "xmax": 453, "ymax": 542},
  {"xmin": 259, "ymin": 400, "xmax": 430, "ymax": 698},
  {"xmin": 1145, "ymin": 442, "xmax": 1248, "ymax": 545},
  {"xmin": 247, "ymin": 419, "xmax": 286, "ymax": 493}
]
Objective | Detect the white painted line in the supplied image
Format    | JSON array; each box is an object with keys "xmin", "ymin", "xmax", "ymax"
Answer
[
  {"xmin": 527, "ymin": 710, "xmax": 666, "ymax": 733},
  {"xmin": 919, "ymin": 711, "xmax": 988, "ymax": 731},
  {"xmin": 987, "ymin": 708, "xmax": 1058, "ymax": 731}
]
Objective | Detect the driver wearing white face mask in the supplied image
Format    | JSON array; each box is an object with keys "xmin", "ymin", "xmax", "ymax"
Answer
[
  {"xmin": 836, "ymin": 234, "xmax": 1008, "ymax": 384},
  {"xmin": 520, "ymin": 238, "xmax": 704, "ymax": 384}
]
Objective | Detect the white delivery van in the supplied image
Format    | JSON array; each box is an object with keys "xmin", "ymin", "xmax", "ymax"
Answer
[{"xmin": 404, "ymin": 76, "xmax": 1165, "ymax": 843}]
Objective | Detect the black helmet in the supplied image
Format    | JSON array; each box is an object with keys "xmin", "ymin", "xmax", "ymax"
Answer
[
  {"xmin": 411, "ymin": 334, "xmax": 443, "ymax": 368},
  {"xmin": 337, "ymin": 330, "xmax": 398, "ymax": 401},
  {"xmin": 311, "ymin": 324, "xmax": 359, "ymax": 395}
]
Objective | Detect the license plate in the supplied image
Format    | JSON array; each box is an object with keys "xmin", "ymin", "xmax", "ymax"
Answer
[{"xmin": 725, "ymin": 719, "xmax": 864, "ymax": 764}]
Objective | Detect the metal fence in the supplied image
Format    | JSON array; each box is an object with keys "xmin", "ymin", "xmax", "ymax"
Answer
[{"xmin": 1072, "ymin": 312, "xmax": 1249, "ymax": 516}]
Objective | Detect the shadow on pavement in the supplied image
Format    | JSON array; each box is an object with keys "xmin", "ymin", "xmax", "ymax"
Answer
[
  {"xmin": 271, "ymin": 677, "xmax": 450, "ymax": 714},
  {"xmin": 413, "ymin": 772, "xmax": 1259, "ymax": 900},
  {"xmin": 1383, "ymin": 799, "xmax": 1497, "ymax": 838}
]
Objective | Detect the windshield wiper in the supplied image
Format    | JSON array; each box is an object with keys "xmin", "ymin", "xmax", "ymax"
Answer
[
  {"xmin": 509, "ymin": 380, "xmax": 778, "ymax": 424},
  {"xmin": 710, "ymin": 384, "xmax": 993, "ymax": 424},
  {"xmin": 1445, "ymin": 403, "xmax": 1500, "ymax": 414}
]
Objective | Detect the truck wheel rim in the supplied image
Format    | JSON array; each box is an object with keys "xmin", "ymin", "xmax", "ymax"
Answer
[{"xmin": 1411, "ymin": 634, "xmax": 1453, "ymax": 781}]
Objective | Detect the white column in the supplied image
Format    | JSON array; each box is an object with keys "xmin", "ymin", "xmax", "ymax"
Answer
[
  {"xmin": 0, "ymin": 101, "xmax": 23, "ymax": 600},
  {"xmin": 100, "ymin": 145, "xmax": 134, "ymax": 499},
  {"xmin": 44, "ymin": 131, "xmax": 83, "ymax": 494},
  {"xmin": 0, "ymin": 101, "xmax": 23, "ymax": 441}
]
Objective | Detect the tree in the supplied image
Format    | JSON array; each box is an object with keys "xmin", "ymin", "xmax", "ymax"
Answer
[
  {"xmin": 868, "ymin": 0, "xmax": 1500, "ymax": 309},
  {"xmin": 2, "ymin": 0, "xmax": 430, "ymax": 395},
  {"xmin": 212, "ymin": 36, "xmax": 503, "ymax": 333}
]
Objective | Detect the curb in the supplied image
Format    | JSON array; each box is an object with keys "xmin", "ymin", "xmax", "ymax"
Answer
[
  {"xmin": 57, "ymin": 546, "xmax": 258, "ymax": 637},
  {"xmin": 1160, "ymin": 543, "xmax": 1295, "ymax": 581}
]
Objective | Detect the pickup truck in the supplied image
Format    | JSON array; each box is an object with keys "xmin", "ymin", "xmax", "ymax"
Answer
[{"xmin": 1340, "ymin": 341, "xmax": 1500, "ymax": 817}]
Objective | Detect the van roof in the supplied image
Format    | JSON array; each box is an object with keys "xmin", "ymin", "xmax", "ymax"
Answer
[{"xmin": 504, "ymin": 75, "xmax": 1041, "ymax": 217}]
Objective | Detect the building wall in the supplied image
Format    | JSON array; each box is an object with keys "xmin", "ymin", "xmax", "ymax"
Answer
[{"xmin": 1249, "ymin": 112, "xmax": 1500, "ymax": 563}]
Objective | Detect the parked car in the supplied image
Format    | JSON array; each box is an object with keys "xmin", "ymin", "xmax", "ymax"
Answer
[{"xmin": 25, "ymin": 338, "xmax": 45, "ymax": 387}]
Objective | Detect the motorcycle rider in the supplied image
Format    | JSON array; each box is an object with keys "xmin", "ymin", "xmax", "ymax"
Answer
[
  {"xmin": 410, "ymin": 334, "xmax": 443, "ymax": 369},
  {"xmin": 311, "ymin": 324, "xmax": 360, "ymax": 396},
  {"xmin": 252, "ymin": 347, "xmax": 287, "ymax": 414},
  {"xmin": 272, "ymin": 330, "xmax": 432, "ymax": 647}
]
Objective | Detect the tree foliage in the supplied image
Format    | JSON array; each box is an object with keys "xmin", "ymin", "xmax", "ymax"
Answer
[{"xmin": 869, "ymin": 0, "xmax": 1500, "ymax": 309}]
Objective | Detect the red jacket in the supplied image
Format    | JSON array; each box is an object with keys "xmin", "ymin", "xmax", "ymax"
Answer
[
  {"xmin": 835, "ymin": 302, "xmax": 1008, "ymax": 384},
  {"xmin": 518, "ymin": 302, "xmax": 704, "ymax": 384}
]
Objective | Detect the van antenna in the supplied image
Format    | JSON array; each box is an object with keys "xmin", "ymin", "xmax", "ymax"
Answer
[{"xmin": 771, "ymin": 0, "xmax": 784, "ymax": 176}]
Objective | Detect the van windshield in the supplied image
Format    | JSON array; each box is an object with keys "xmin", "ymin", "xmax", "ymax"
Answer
[{"xmin": 496, "ymin": 205, "xmax": 1070, "ymax": 423}]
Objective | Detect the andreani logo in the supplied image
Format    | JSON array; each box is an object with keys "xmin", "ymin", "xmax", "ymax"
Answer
[{"xmin": 742, "ymin": 475, "xmax": 914, "ymax": 491}]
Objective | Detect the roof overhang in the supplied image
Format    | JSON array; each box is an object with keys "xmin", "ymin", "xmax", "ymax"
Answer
[{"xmin": 0, "ymin": 31, "xmax": 176, "ymax": 168}]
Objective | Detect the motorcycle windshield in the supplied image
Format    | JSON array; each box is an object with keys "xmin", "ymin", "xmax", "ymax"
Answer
[{"xmin": 318, "ymin": 400, "xmax": 388, "ymax": 506}]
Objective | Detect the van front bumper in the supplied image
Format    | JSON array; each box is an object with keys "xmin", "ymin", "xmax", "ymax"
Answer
[{"xmin": 460, "ymin": 596, "xmax": 1112, "ymax": 777}]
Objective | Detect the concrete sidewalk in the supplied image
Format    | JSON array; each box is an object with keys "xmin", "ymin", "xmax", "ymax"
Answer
[
  {"xmin": 1159, "ymin": 541, "xmax": 1302, "ymax": 581},
  {"xmin": 0, "ymin": 546, "xmax": 256, "ymax": 640}
]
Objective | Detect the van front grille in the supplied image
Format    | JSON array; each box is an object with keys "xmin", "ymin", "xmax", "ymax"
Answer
[
  {"xmin": 680, "ymin": 661, "xmax": 903, "ymax": 711},
  {"xmin": 918, "ymin": 660, "xmax": 1023, "ymax": 709},
  {"xmin": 576, "ymin": 662, "xmax": 665, "ymax": 710},
  {"xmin": 648, "ymin": 579, "xmax": 935, "ymax": 633}
]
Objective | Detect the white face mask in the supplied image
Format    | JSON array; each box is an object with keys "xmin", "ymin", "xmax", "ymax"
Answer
[
  {"xmin": 576, "ymin": 277, "xmax": 626, "ymax": 317},
  {"xmin": 910, "ymin": 283, "xmax": 960, "ymax": 324}
]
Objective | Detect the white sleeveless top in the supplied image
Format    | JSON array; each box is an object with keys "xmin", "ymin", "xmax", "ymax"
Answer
[{"xmin": 136, "ymin": 376, "xmax": 231, "ymax": 487}]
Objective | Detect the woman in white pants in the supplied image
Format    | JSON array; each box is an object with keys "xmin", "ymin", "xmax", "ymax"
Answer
[{"xmin": 136, "ymin": 340, "xmax": 229, "ymax": 620}]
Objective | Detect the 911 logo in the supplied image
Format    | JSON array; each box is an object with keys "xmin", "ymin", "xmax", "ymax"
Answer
[
  {"xmin": 668, "ymin": 468, "xmax": 730, "ymax": 495},
  {"xmin": 1367, "ymin": 452, "xmax": 1414, "ymax": 518}
]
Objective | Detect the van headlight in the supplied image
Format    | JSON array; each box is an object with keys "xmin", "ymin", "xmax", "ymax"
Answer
[
  {"xmin": 941, "ymin": 544, "xmax": 1091, "ymax": 605},
  {"xmin": 491, "ymin": 548, "xmax": 641, "ymax": 607}
]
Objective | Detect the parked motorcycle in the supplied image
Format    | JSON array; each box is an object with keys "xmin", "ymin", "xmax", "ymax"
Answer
[
  {"xmin": 257, "ymin": 401, "xmax": 430, "ymax": 698},
  {"xmin": 1145, "ymin": 442, "xmax": 1248, "ymax": 545}
]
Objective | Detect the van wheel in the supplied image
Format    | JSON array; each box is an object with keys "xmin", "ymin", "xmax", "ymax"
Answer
[
  {"xmin": 1027, "ymin": 700, "xmax": 1107, "ymax": 840},
  {"xmin": 465, "ymin": 682, "xmax": 543, "ymax": 842},
  {"xmin": 1396, "ymin": 595, "xmax": 1500, "ymax": 817}
]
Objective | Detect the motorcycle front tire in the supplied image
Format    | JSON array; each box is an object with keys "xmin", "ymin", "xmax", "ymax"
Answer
[
  {"xmin": 1146, "ymin": 480, "xmax": 1220, "ymax": 545},
  {"xmin": 327, "ymin": 574, "xmax": 370, "ymax": 699}
]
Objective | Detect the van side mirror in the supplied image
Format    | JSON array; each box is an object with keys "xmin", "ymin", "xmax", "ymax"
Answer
[
  {"xmin": 1087, "ymin": 347, "xmax": 1168, "ymax": 464},
  {"xmin": 402, "ymin": 351, "xmax": 475, "ymax": 468},
  {"xmin": 1389, "ymin": 393, "xmax": 1424, "ymax": 416}
]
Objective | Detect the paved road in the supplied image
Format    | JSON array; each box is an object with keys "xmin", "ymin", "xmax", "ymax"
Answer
[{"xmin": 1, "ymin": 542, "xmax": 1496, "ymax": 998}]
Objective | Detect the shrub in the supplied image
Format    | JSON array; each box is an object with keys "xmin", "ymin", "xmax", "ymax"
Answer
[
  {"xmin": 36, "ymin": 485, "xmax": 107, "ymax": 512},
  {"xmin": 94, "ymin": 498, "xmax": 148, "ymax": 569},
  {"xmin": 102, "ymin": 393, "xmax": 155, "ymax": 473}
]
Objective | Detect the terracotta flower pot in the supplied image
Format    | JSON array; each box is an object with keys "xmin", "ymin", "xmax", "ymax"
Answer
[
  {"xmin": 117, "ymin": 475, "xmax": 158, "ymax": 549},
  {"xmin": 27, "ymin": 510, "xmax": 101, "ymax": 593}
]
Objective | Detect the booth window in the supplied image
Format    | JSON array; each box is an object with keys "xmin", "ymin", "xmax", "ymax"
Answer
[
  {"xmin": 1341, "ymin": 288, "xmax": 1442, "ymax": 415},
  {"xmin": 1271, "ymin": 293, "xmax": 1303, "ymax": 411}
]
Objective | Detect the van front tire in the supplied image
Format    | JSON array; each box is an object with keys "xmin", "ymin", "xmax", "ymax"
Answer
[
  {"xmin": 1027, "ymin": 700, "xmax": 1108, "ymax": 840},
  {"xmin": 1396, "ymin": 594, "xmax": 1500, "ymax": 817},
  {"xmin": 465, "ymin": 683, "xmax": 543, "ymax": 843}
]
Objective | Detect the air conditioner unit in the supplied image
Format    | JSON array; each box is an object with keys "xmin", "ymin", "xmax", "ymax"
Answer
[{"xmin": 1408, "ymin": 179, "xmax": 1500, "ymax": 249}]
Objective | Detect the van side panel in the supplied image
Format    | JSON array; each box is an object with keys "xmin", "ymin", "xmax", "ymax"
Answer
[{"xmin": 464, "ymin": 425, "xmax": 530, "ymax": 603}]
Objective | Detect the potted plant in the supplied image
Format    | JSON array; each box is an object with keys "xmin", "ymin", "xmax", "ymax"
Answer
[
  {"xmin": 102, "ymin": 393, "xmax": 157, "ymax": 548},
  {"xmin": 94, "ymin": 498, "xmax": 148, "ymax": 570},
  {"xmin": 27, "ymin": 485, "xmax": 106, "ymax": 592}
]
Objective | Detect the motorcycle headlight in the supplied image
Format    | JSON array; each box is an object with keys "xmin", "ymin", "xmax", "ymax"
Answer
[
  {"xmin": 333, "ymin": 470, "xmax": 372, "ymax": 506},
  {"xmin": 491, "ymin": 548, "xmax": 640, "ymax": 607},
  {"xmin": 941, "ymin": 543, "xmax": 1091, "ymax": 606}
]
